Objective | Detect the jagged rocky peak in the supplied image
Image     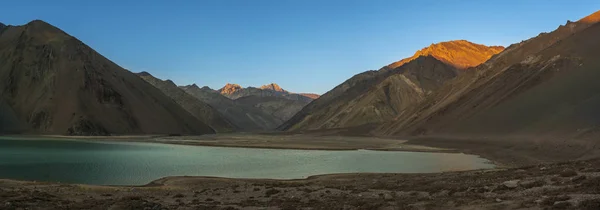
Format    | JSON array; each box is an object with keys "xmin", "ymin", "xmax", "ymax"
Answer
[
  {"xmin": 260, "ymin": 83, "xmax": 285, "ymax": 92},
  {"xmin": 387, "ymin": 40, "xmax": 505, "ymax": 70},
  {"xmin": 219, "ymin": 83, "xmax": 243, "ymax": 95}
]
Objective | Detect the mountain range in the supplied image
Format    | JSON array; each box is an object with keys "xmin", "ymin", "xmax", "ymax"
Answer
[
  {"xmin": 137, "ymin": 72, "xmax": 236, "ymax": 132},
  {"xmin": 278, "ymin": 10, "xmax": 600, "ymax": 161},
  {"xmin": 279, "ymin": 40, "xmax": 504, "ymax": 131},
  {"xmin": 0, "ymin": 20, "xmax": 214, "ymax": 135},
  {"xmin": 2, "ymin": 9, "xmax": 600, "ymax": 142},
  {"xmin": 182, "ymin": 83, "xmax": 316, "ymax": 130},
  {"xmin": 375, "ymin": 10, "xmax": 600, "ymax": 139}
]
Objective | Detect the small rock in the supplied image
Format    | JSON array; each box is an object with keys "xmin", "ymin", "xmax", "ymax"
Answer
[
  {"xmin": 383, "ymin": 193, "xmax": 394, "ymax": 201},
  {"xmin": 454, "ymin": 192, "xmax": 466, "ymax": 197},
  {"xmin": 502, "ymin": 180, "xmax": 520, "ymax": 189},
  {"xmin": 540, "ymin": 167, "xmax": 548, "ymax": 171},
  {"xmin": 496, "ymin": 198, "xmax": 502, "ymax": 202},
  {"xmin": 571, "ymin": 175, "xmax": 586, "ymax": 182},
  {"xmin": 434, "ymin": 190, "xmax": 450, "ymax": 197},
  {"xmin": 519, "ymin": 180, "xmax": 544, "ymax": 188},
  {"xmin": 418, "ymin": 192, "xmax": 431, "ymax": 198},
  {"xmin": 553, "ymin": 201, "xmax": 571, "ymax": 208},
  {"xmin": 559, "ymin": 169, "xmax": 578, "ymax": 177},
  {"xmin": 581, "ymin": 168, "xmax": 600, "ymax": 172}
]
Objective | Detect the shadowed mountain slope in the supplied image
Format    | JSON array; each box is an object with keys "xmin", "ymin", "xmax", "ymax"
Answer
[
  {"xmin": 376, "ymin": 11, "xmax": 600, "ymax": 142},
  {"xmin": 137, "ymin": 72, "xmax": 236, "ymax": 132},
  {"xmin": 181, "ymin": 85, "xmax": 282, "ymax": 130},
  {"xmin": 0, "ymin": 98, "xmax": 27, "ymax": 134},
  {"xmin": 0, "ymin": 20, "xmax": 214, "ymax": 135},
  {"xmin": 234, "ymin": 95, "xmax": 310, "ymax": 122},
  {"xmin": 280, "ymin": 40, "xmax": 501, "ymax": 131}
]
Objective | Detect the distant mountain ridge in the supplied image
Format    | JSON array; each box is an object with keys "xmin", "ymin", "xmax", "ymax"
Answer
[
  {"xmin": 176, "ymin": 82, "xmax": 319, "ymax": 131},
  {"xmin": 217, "ymin": 83, "xmax": 316, "ymax": 103},
  {"xmin": 181, "ymin": 84, "xmax": 283, "ymax": 130},
  {"xmin": 219, "ymin": 83, "xmax": 242, "ymax": 95},
  {"xmin": 259, "ymin": 83, "xmax": 287, "ymax": 92},
  {"xmin": 299, "ymin": 93, "xmax": 319, "ymax": 99},
  {"xmin": 137, "ymin": 72, "xmax": 236, "ymax": 132}
]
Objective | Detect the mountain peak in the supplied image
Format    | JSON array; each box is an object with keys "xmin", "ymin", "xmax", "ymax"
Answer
[
  {"xmin": 260, "ymin": 83, "xmax": 285, "ymax": 92},
  {"xmin": 136, "ymin": 71, "xmax": 152, "ymax": 77},
  {"xmin": 164, "ymin": 79, "xmax": 176, "ymax": 86},
  {"xmin": 219, "ymin": 83, "xmax": 243, "ymax": 95},
  {"xmin": 25, "ymin": 19, "xmax": 62, "ymax": 32},
  {"xmin": 200, "ymin": 86, "xmax": 213, "ymax": 91},
  {"xmin": 387, "ymin": 40, "xmax": 505, "ymax": 70},
  {"xmin": 16, "ymin": 19, "xmax": 70, "ymax": 44},
  {"xmin": 579, "ymin": 10, "xmax": 600, "ymax": 24},
  {"xmin": 27, "ymin": 19, "xmax": 50, "ymax": 26}
]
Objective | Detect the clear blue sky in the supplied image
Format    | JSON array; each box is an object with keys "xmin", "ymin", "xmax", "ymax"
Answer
[{"xmin": 3, "ymin": 1, "xmax": 599, "ymax": 94}]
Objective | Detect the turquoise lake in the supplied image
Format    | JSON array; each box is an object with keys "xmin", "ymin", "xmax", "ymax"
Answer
[{"xmin": 0, "ymin": 136, "xmax": 495, "ymax": 185}]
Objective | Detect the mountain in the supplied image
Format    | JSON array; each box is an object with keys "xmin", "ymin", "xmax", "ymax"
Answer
[
  {"xmin": 386, "ymin": 40, "xmax": 504, "ymax": 70},
  {"xmin": 219, "ymin": 83, "xmax": 314, "ymax": 103},
  {"xmin": 376, "ymin": 11, "xmax": 600, "ymax": 144},
  {"xmin": 0, "ymin": 23, "xmax": 6, "ymax": 32},
  {"xmin": 280, "ymin": 40, "xmax": 502, "ymax": 131},
  {"xmin": 219, "ymin": 83, "xmax": 242, "ymax": 95},
  {"xmin": 234, "ymin": 95, "xmax": 310, "ymax": 122},
  {"xmin": 0, "ymin": 98, "xmax": 27, "ymax": 134},
  {"xmin": 137, "ymin": 72, "xmax": 236, "ymax": 132},
  {"xmin": 259, "ymin": 83, "xmax": 286, "ymax": 92},
  {"xmin": 181, "ymin": 85, "xmax": 282, "ymax": 130},
  {"xmin": 0, "ymin": 20, "xmax": 214, "ymax": 135},
  {"xmin": 183, "ymin": 83, "xmax": 315, "ymax": 130}
]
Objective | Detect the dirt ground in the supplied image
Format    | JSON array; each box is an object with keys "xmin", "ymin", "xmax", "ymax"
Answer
[{"xmin": 1, "ymin": 158, "xmax": 600, "ymax": 210}]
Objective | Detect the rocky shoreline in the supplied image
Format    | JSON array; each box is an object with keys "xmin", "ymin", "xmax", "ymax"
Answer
[{"xmin": 2, "ymin": 158, "xmax": 600, "ymax": 209}]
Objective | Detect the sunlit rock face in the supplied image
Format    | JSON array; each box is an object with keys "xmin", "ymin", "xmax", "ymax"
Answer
[
  {"xmin": 260, "ymin": 83, "xmax": 286, "ymax": 93},
  {"xmin": 387, "ymin": 40, "xmax": 505, "ymax": 70},
  {"xmin": 219, "ymin": 83, "xmax": 243, "ymax": 95}
]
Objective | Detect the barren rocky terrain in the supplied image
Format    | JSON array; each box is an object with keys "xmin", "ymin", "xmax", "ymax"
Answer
[
  {"xmin": 2, "ymin": 158, "xmax": 600, "ymax": 210},
  {"xmin": 137, "ymin": 72, "xmax": 236, "ymax": 133},
  {"xmin": 279, "ymin": 40, "xmax": 502, "ymax": 132},
  {"xmin": 0, "ymin": 20, "xmax": 214, "ymax": 135}
]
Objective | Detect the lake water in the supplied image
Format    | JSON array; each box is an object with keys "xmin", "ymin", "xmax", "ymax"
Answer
[{"xmin": 0, "ymin": 136, "xmax": 495, "ymax": 185}]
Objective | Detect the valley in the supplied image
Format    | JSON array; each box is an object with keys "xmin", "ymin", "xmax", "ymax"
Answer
[{"xmin": 1, "ymin": 5, "xmax": 600, "ymax": 210}]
